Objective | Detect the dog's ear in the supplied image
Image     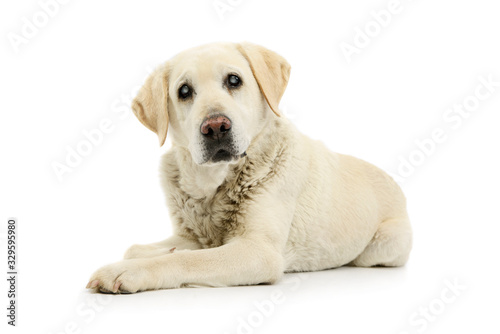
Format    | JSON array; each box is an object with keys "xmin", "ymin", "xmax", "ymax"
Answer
[
  {"xmin": 237, "ymin": 42, "xmax": 291, "ymax": 117},
  {"xmin": 131, "ymin": 64, "xmax": 170, "ymax": 146}
]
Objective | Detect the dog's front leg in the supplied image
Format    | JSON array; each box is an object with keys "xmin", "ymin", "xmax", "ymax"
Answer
[
  {"xmin": 123, "ymin": 234, "xmax": 202, "ymax": 259},
  {"xmin": 87, "ymin": 237, "xmax": 284, "ymax": 293}
]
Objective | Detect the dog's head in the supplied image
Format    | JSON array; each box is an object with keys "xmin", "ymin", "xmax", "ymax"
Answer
[{"xmin": 131, "ymin": 42, "xmax": 290, "ymax": 165}]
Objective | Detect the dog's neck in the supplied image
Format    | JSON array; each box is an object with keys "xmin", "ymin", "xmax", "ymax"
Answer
[{"xmin": 174, "ymin": 149, "xmax": 240, "ymax": 199}]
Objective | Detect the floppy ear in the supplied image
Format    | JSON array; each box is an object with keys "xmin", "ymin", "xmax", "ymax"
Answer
[
  {"xmin": 237, "ymin": 42, "xmax": 291, "ymax": 117},
  {"xmin": 131, "ymin": 64, "xmax": 170, "ymax": 146}
]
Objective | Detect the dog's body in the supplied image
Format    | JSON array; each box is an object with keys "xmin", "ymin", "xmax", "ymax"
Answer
[{"xmin": 87, "ymin": 42, "xmax": 412, "ymax": 293}]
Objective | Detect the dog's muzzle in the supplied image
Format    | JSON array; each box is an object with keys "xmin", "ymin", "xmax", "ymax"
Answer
[{"xmin": 200, "ymin": 114, "xmax": 243, "ymax": 163}]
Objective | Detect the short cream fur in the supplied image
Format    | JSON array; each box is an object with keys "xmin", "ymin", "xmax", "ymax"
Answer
[{"xmin": 87, "ymin": 42, "xmax": 412, "ymax": 293}]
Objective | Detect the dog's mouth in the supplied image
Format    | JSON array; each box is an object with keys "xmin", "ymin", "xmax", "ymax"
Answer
[
  {"xmin": 209, "ymin": 149, "xmax": 246, "ymax": 163},
  {"xmin": 212, "ymin": 149, "xmax": 233, "ymax": 162},
  {"xmin": 198, "ymin": 132, "xmax": 248, "ymax": 165}
]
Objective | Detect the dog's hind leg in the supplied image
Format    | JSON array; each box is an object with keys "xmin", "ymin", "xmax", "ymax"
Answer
[{"xmin": 351, "ymin": 217, "xmax": 412, "ymax": 267}]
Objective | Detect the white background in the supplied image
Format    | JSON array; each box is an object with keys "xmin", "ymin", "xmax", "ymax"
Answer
[{"xmin": 1, "ymin": 0, "xmax": 499, "ymax": 333}]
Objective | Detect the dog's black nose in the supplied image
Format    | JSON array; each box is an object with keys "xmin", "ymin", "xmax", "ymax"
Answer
[{"xmin": 200, "ymin": 115, "xmax": 232, "ymax": 140}]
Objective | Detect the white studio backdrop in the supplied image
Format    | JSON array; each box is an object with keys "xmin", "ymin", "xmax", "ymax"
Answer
[{"xmin": 1, "ymin": 0, "xmax": 499, "ymax": 333}]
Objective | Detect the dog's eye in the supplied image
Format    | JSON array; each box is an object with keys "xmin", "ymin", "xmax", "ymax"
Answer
[
  {"xmin": 178, "ymin": 84, "xmax": 192, "ymax": 99},
  {"xmin": 227, "ymin": 74, "xmax": 241, "ymax": 88}
]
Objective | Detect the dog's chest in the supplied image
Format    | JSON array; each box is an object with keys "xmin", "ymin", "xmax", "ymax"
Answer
[
  {"xmin": 167, "ymin": 162, "xmax": 259, "ymax": 249},
  {"xmin": 163, "ymin": 143, "xmax": 286, "ymax": 249},
  {"xmin": 176, "ymin": 192, "xmax": 241, "ymax": 248}
]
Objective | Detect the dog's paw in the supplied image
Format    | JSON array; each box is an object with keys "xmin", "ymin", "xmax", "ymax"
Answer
[{"xmin": 86, "ymin": 259, "xmax": 158, "ymax": 294}]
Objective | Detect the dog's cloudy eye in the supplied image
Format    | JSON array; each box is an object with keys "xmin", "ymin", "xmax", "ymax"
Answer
[
  {"xmin": 178, "ymin": 84, "xmax": 192, "ymax": 99},
  {"xmin": 227, "ymin": 74, "xmax": 241, "ymax": 88}
]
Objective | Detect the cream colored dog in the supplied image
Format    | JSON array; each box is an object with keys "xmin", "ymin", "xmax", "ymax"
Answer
[{"xmin": 87, "ymin": 42, "xmax": 412, "ymax": 293}]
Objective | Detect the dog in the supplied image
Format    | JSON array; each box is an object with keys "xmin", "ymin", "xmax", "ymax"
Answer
[{"xmin": 87, "ymin": 42, "xmax": 412, "ymax": 293}]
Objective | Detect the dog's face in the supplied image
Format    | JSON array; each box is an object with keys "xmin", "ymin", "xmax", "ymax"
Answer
[
  {"xmin": 168, "ymin": 44, "xmax": 266, "ymax": 164},
  {"xmin": 132, "ymin": 42, "xmax": 290, "ymax": 165}
]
